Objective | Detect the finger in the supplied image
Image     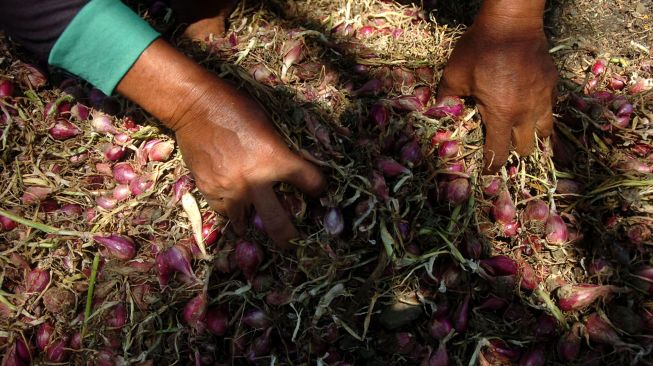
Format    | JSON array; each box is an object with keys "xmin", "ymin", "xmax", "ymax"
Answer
[
  {"xmin": 282, "ymin": 156, "xmax": 327, "ymax": 197},
  {"xmin": 251, "ymin": 186, "xmax": 298, "ymax": 249},
  {"xmin": 511, "ymin": 116, "xmax": 536, "ymax": 157},
  {"xmin": 534, "ymin": 100, "xmax": 554, "ymax": 139},
  {"xmin": 436, "ymin": 67, "xmax": 471, "ymax": 99},
  {"xmin": 205, "ymin": 196, "xmax": 227, "ymax": 214},
  {"xmin": 224, "ymin": 198, "xmax": 248, "ymax": 236},
  {"xmin": 477, "ymin": 104, "xmax": 514, "ymax": 174}
]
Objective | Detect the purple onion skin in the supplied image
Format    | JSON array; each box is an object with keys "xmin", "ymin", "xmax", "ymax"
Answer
[
  {"xmin": 557, "ymin": 323, "xmax": 582, "ymax": 362},
  {"xmin": 323, "ymin": 207, "xmax": 345, "ymax": 236},
  {"xmin": 557, "ymin": 284, "xmax": 614, "ymax": 312},
  {"xmin": 518, "ymin": 344, "xmax": 545, "ymax": 366},
  {"xmin": 545, "ymin": 213, "xmax": 569, "ymax": 244},
  {"xmin": 522, "ymin": 199, "xmax": 549, "ymax": 224},
  {"xmin": 454, "ymin": 294, "xmax": 470, "ymax": 333},
  {"xmin": 429, "ymin": 315, "xmax": 452, "ymax": 339},
  {"xmin": 492, "ymin": 189, "xmax": 516, "ymax": 225},
  {"xmin": 183, "ymin": 292, "xmax": 208, "ymax": 331},
  {"xmin": 36, "ymin": 322, "xmax": 55, "ymax": 351},
  {"xmin": 243, "ymin": 308, "xmax": 272, "ymax": 330},
  {"xmin": 235, "ymin": 240, "xmax": 264, "ymax": 281},
  {"xmin": 206, "ymin": 306, "xmax": 229, "ymax": 336},
  {"xmin": 421, "ymin": 343, "xmax": 448, "ymax": 366},
  {"xmin": 92, "ymin": 234, "xmax": 136, "ymax": 260},
  {"xmin": 445, "ymin": 178, "xmax": 471, "ymax": 205},
  {"xmin": 585, "ymin": 312, "xmax": 623, "ymax": 346},
  {"xmin": 480, "ymin": 255, "xmax": 518, "ymax": 276},
  {"xmin": 26, "ymin": 268, "xmax": 50, "ymax": 293}
]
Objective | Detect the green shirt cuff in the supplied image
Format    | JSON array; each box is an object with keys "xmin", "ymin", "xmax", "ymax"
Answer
[{"xmin": 48, "ymin": 0, "xmax": 160, "ymax": 95}]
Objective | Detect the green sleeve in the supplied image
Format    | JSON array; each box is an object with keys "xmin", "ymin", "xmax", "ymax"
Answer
[{"xmin": 48, "ymin": 0, "xmax": 160, "ymax": 95}]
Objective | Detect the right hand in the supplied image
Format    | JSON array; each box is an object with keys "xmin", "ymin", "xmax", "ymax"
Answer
[
  {"xmin": 173, "ymin": 82, "xmax": 326, "ymax": 246},
  {"xmin": 438, "ymin": 11, "xmax": 558, "ymax": 173}
]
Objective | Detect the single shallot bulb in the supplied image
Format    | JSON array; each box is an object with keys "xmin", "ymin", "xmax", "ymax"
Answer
[
  {"xmin": 445, "ymin": 178, "xmax": 471, "ymax": 205},
  {"xmin": 585, "ymin": 312, "xmax": 624, "ymax": 346},
  {"xmin": 171, "ymin": 174, "xmax": 194, "ymax": 205},
  {"xmin": 206, "ymin": 306, "xmax": 229, "ymax": 336},
  {"xmin": 147, "ymin": 140, "xmax": 174, "ymax": 162},
  {"xmin": 92, "ymin": 234, "xmax": 136, "ymax": 260},
  {"xmin": 96, "ymin": 196, "xmax": 117, "ymax": 210},
  {"xmin": 376, "ymin": 158, "xmax": 410, "ymax": 177},
  {"xmin": 437, "ymin": 140, "xmax": 459, "ymax": 159},
  {"xmin": 480, "ymin": 255, "xmax": 518, "ymax": 276},
  {"xmin": 235, "ymin": 240, "xmax": 264, "ymax": 281},
  {"xmin": 323, "ymin": 207, "xmax": 345, "ymax": 236},
  {"xmin": 243, "ymin": 308, "xmax": 272, "ymax": 330},
  {"xmin": 557, "ymin": 284, "xmax": 619, "ymax": 311},
  {"xmin": 26, "ymin": 267, "xmax": 50, "ymax": 293},
  {"xmin": 49, "ymin": 119, "xmax": 81, "ymax": 140},
  {"xmin": 429, "ymin": 315, "xmax": 452, "ymax": 339},
  {"xmin": 0, "ymin": 79, "xmax": 14, "ymax": 98},
  {"xmin": 70, "ymin": 103, "xmax": 90, "ymax": 121},
  {"xmin": 590, "ymin": 59, "xmax": 608, "ymax": 76},
  {"xmin": 183, "ymin": 291, "xmax": 208, "ymax": 331},
  {"xmin": 91, "ymin": 112, "xmax": 118, "ymax": 134},
  {"xmin": 522, "ymin": 199, "xmax": 549, "ymax": 224},
  {"xmin": 545, "ymin": 211, "xmax": 568, "ymax": 244},
  {"xmin": 424, "ymin": 96, "xmax": 464, "ymax": 119},
  {"xmin": 36, "ymin": 322, "xmax": 55, "ymax": 351},
  {"xmin": 369, "ymin": 103, "xmax": 390, "ymax": 128},
  {"xmin": 492, "ymin": 189, "xmax": 516, "ymax": 225},
  {"xmin": 156, "ymin": 244, "xmax": 194, "ymax": 286},
  {"xmin": 102, "ymin": 144, "xmax": 126, "ymax": 161},
  {"xmin": 281, "ymin": 39, "xmax": 304, "ymax": 79},
  {"xmin": 557, "ymin": 322, "xmax": 582, "ymax": 362},
  {"xmin": 112, "ymin": 162, "xmax": 137, "ymax": 184},
  {"xmin": 0, "ymin": 214, "xmax": 17, "ymax": 232}
]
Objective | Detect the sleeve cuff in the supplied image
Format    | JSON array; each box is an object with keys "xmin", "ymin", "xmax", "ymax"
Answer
[{"xmin": 48, "ymin": 0, "xmax": 160, "ymax": 95}]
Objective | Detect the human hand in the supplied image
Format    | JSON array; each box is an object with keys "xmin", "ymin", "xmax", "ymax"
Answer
[
  {"xmin": 173, "ymin": 83, "xmax": 326, "ymax": 246},
  {"xmin": 437, "ymin": 6, "xmax": 557, "ymax": 173},
  {"xmin": 117, "ymin": 39, "xmax": 325, "ymax": 247}
]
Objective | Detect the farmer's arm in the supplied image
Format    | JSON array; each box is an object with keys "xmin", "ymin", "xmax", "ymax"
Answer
[
  {"xmin": 438, "ymin": 0, "xmax": 557, "ymax": 173},
  {"xmin": 0, "ymin": 0, "xmax": 325, "ymax": 246}
]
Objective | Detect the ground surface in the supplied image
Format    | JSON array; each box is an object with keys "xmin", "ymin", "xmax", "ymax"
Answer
[{"xmin": 0, "ymin": 0, "xmax": 652, "ymax": 365}]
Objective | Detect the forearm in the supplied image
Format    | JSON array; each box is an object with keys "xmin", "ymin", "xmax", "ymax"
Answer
[{"xmin": 475, "ymin": 0, "xmax": 546, "ymax": 38}]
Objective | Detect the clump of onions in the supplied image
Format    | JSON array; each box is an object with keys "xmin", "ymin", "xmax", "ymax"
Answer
[
  {"xmin": 183, "ymin": 291, "xmax": 208, "ymax": 331},
  {"xmin": 235, "ymin": 240, "xmax": 264, "ymax": 281},
  {"xmin": 92, "ymin": 234, "xmax": 137, "ymax": 260},
  {"xmin": 424, "ymin": 96, "xmax": 464, "ymax": 119},
  {"xmin": 49, "ymin": 119, "xmax": 81, "ymax": 140},
  {"xmin": 557, "ymin": 284, "xmax": 619, "ymax": 311},
  {"xmin": 545, "ymin": 210, "xmax": 569, "ymax": 244},
  {"xmin": 26, "ymin": 268, "xmax": 50, "ymax": 293},
  {"xmin": 492, "ymin": 189, "xmax": 516, "ymax": 225}
]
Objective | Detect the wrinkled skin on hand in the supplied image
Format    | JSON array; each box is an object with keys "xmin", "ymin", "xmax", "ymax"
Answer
[
  {"xmin": 438, "ymin": 17, "xmax": 558, "ymax": 173},
  {"xmin": 117, "ymin": 40, "xmax": 325, "ymax": 248},
  {"xmin": 173, "ymin": 84, "xmax": 326, "ymax": 246}
]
